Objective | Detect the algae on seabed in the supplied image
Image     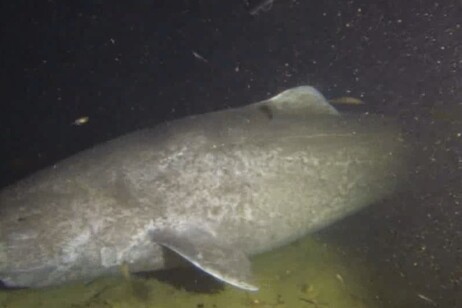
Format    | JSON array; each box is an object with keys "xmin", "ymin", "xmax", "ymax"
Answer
[{"xmin": 0, "ymin": 235, "xmax": 391, "ymax": 308}]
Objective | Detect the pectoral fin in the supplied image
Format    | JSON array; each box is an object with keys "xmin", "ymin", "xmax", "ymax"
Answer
[{"xmin": 150, "ymin": 227, "xmax": 258, "ymax": 291}]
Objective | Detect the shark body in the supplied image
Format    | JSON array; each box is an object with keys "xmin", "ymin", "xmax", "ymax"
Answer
[{"xmin": 0, "ymin": 86, "xmax": 409, "ymax": 290}]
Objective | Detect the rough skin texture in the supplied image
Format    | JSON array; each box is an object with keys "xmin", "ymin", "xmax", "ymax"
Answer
[{"xmin": 0, "ymin": 100, "xmax": 409, "ymax": 288}]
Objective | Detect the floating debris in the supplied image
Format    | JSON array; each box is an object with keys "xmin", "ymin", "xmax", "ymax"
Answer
[
  {"xmin": 329, "ymin": 96, "xmax": 364, "ymax": 105},
  {"xmin": 249, "ymin": 0, "xmax": 275, "ymax": 16},
  {"xmin": 335, "ymin": 273, "xmax": 344, "ymax": 285},
  {"xmin": 192, "ymin": 51, "xmax": 208, "ymax": 63},
  {"xmin": 299, "ymin": 297, "xmax": 327, "ymax": 307},
  {"xmin": 417, "ymin": 293, "xmax": 437, "ymax": 306},
  {"xmin": 71, "ymin": 116, "xmax": 89, "ymax": 126}
]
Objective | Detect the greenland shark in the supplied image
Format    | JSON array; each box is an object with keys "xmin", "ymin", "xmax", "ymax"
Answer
[{"xmin": 0, "ymin": 86, "xmax": 409, "ymax": 291}]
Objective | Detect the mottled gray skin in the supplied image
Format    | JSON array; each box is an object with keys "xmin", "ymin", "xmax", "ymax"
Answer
[{"xmin": 0, "ymin": 86, "xmax": 409, "ymax": 289}]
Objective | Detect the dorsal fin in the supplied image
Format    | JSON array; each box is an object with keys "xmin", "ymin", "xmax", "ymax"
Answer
[{"xmin": 255, "ymin": 86, "xmax": 339, "ymax": 116}]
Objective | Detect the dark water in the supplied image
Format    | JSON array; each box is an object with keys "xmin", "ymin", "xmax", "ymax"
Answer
[{"xmin": 1, "ymin": 1, "xmax": 461, "ymax": 307}]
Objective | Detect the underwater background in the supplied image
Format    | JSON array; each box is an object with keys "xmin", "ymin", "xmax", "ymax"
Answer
[{"xmin": 1, "ymin": 1, "xmax": 461, "ymax": 307}]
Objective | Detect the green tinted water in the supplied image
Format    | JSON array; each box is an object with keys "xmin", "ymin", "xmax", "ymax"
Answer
[{"xmin": 0, "ymin": 236, "xmax": 412, "ymax": 308}]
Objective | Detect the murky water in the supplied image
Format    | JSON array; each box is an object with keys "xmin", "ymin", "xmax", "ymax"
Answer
[
  {"xmin": 0, "ymin": 236, "xmax": 383, "ymax": 307},
  {"xmin": 0, "ymin": 232, "xmax": 437, "ymax": 308}
]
